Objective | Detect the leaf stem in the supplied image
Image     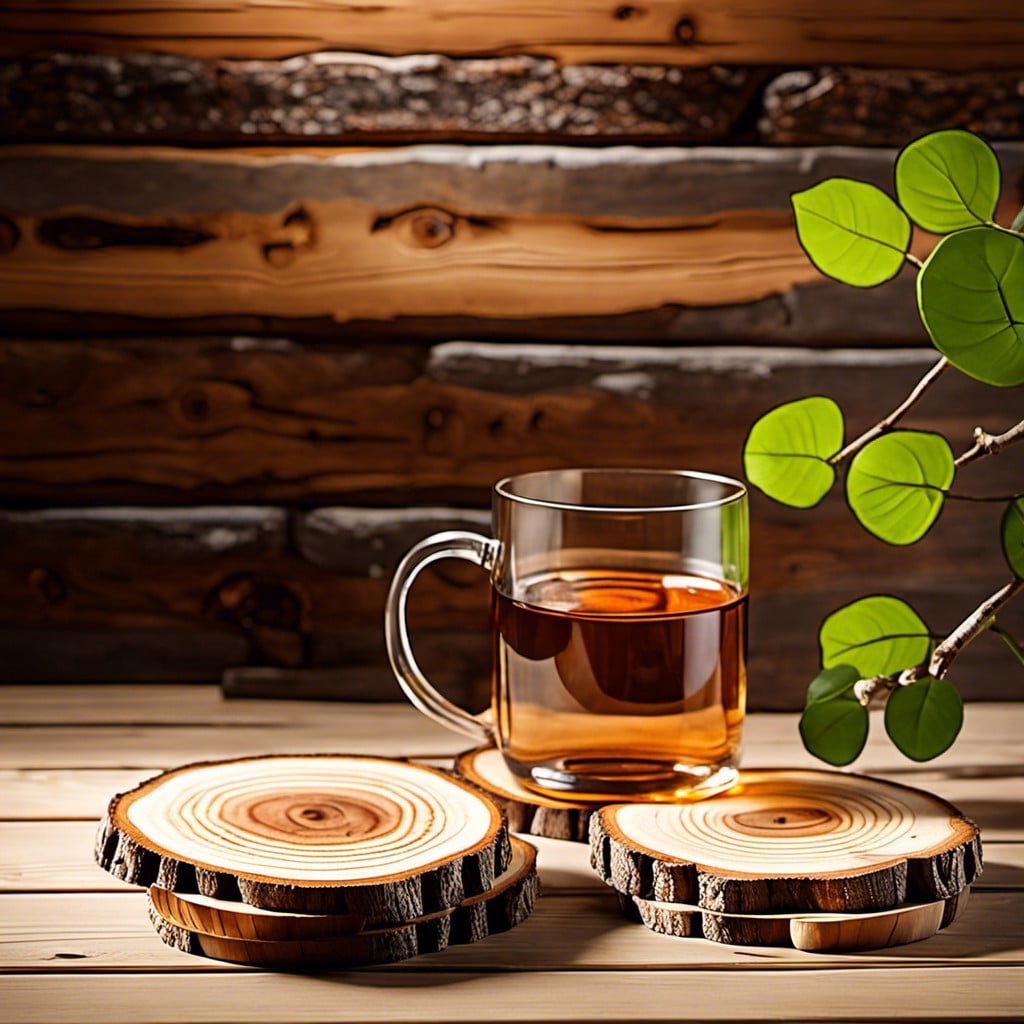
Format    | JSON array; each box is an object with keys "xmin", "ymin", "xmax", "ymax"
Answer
[
  {"xmin": 945, "ymin": 492, "xmax": 1024, "ymax": 503},
  {"xmin": 829, "ymin": 357, "xmax": 949, "ymax": 465},
  {"xmin": 906, "ymin": 253, "xmax": 924, "ymax": 268},
  {"xmin": 989, "ymin": 621, "xmax": 1024, "ymax": 667},
  {"xmin": 987, "ymin": 220, "xmax": 1024, "ymax": 238},
  {"xmin": 955, "ymin": 419, "xmax": 1024, "ymax": 468},
  {"xmin": 928, "ymin": 577, "xmax": 1024, "ymax": 679}
]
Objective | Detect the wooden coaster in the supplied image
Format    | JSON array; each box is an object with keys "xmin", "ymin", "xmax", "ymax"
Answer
[
  {"xmin": 620, "ymin": 887, "xmax": 969, "ymax": 951},
  {"xmin": 590, "ymin": 769, "xmax": 981, "ymax": 913},
  {"xmin": 454, "ymin": 745, "xmax": 601, "ymax": 842},
  {"xmin": 96, "ymin": 754, "xmax": 511, "ymax": 919},
  {"xmin": 148, "ymin": 836, "xmax": 539, "ymax": 968}
]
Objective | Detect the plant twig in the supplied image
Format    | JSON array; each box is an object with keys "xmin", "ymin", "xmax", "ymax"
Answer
[
  {"xmin": 854, "ymin": 578, "xmax": 1024, "ymax": 705},
  {"xmin": 929, "ymin": 577, "xmax": 1024, "ymax": 679},
  {"xmin": 829, "ymin": 356, "xmax": 949, "ymax": 465},
  {"xmin": 906, "ymin": 253, "xmax": 924, "ymax": 268},
  {"xmin": 955, "ymin": 419, "xmax": 1024, "ymax": 468}
]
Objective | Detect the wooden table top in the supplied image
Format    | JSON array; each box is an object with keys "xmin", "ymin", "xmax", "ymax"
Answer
[{"xmin": 2, "ymin": 684, "xmax": 1022, "ymax": 1023}]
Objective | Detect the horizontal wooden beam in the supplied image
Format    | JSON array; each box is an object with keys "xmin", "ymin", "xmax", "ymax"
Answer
[
  {"xmin": 1, "ymin": 338, "xmax": 1020, "ymax": 703},
  {"xmin": 0, "ymin": 501, "xmax": 1020, "ymax": 705},
  {"xmin": 4, "ymin": 56, "xmax": 1022, "ymax": 149},
  {"xmin": 0, "ymin": 53, "xmax": 765, "ymax": 145},
  {"xmin": 760, "ymin": 67, "xmax": 1024, "ymax": 146},
  {"xmin": 0, "ymin": 0, "xmax": 1019, "ymax": 67},
  {"xmin": 2, "ymin": 339, "xmax": 1021, "ymax": 505},
  {"xmin": 2, "ymin": 144, "xmax": 1021, "ymax": 340}
]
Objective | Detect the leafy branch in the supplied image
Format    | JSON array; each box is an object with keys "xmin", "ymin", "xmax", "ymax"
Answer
[{"xmin": 744, "ymin": 129, "xmax": 1024, "ymax": 766}]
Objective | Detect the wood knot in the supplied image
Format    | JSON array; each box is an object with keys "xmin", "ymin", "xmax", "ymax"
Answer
[
  {"xmin": 178, "ymin": 387, "xmax": 210, "ymax": 423},
  {"xmin": 0, "ymin": 215, "xmax": 20, "ymax": 254},
  {"xmin": 262, "ymin": 205, "xmax": 315, "ymax": 267},
  {"xmin": 423, "ymin": 405, "xmax": 466, "ymax": 455},
  {"xmin": 673, "ymin": 16, "xmax": 697, "ymax": 44},
  {"xmin": 614, "ymin": 4, "xmax": 643, "ymax": 19},
  {"xmin": 37, "ymin": 216, "xmax": 212, "ymax": 250},
  {"xmin": 28, "ymin": 567, "xmax": 66, "ymax": 606},
  {"xmin": 211, "ymin": 575, "xmax": 305, "ymax": 631},
  {"xmin": 207, "ymin": 573, "xmax": 309, "ymax": 667},
  {"xmin": 408, "ymin": 210, "xmax": 455, "ymax": 249}
]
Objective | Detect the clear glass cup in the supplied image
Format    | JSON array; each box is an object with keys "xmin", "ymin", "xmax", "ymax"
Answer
[{"xmin": 385, "ymin": 468, "xmax": 748, "ymax": 801}]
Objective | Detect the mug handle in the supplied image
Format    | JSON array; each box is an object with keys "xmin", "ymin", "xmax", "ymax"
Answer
[{"xmin": 384, "ymin": 530, "xmax": 500, "ymax": 744}]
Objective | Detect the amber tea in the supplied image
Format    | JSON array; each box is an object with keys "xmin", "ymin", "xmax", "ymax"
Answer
[
  {"xmin": 386, "ymin": 468, "xmax": 749, "ymax": 801},
  {"xmin": 493, "ymin": 569, "xmax": 746, "ymax": 798}
]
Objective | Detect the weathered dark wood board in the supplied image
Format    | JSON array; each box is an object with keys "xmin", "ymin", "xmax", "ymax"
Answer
[
  {"xmin": 0, "ymin": 54, "xmax": 764, "ymax": 145},
  {"xmin": 1, "ymin": 502, "xmax": 1018, "ymax": 704},
  {"xmin": 0, "ymin": 0, "xmax": 1020, "ymax": 67},
  {"xmin": 1, "ymin": 340, "xmax": 1020, "ymax": 703},
  {"xmin": 2, "ymin": 144, "xmax": 1021, "ymax": 341},
  {"xmin": 4, "ymin": 55, "xmax": 1021, "ymax": 149},
  {"xmin": 2, "ymin": 339, "xmax": 1019, "ymax": 506},
  {"xmin": 760, "ymin": 67, "xmax": 1024, "ymax": 146}
]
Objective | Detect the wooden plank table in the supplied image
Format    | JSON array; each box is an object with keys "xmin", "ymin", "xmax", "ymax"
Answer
[{"xmin": 2, "ymin": 684, "xmax": 1022, "ymax": 1022}]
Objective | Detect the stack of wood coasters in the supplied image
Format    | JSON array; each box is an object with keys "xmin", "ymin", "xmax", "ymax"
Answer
[
  {"xmin": 94, "ymin": 755, "xmax": 539, "ymax": 967},
  {"xmin": 589, "ymin": 769, "xmax": 981, "ymax": 952}
]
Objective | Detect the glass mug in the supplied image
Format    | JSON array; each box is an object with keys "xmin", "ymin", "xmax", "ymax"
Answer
[{"xmin": 385, "ymin": 469, "xmax": 748, "ymax": 801}]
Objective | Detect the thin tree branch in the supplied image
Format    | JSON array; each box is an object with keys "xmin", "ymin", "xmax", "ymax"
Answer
[
  {"xmin": 929, "ymin": 577, "xmax": 1024, "ymax": 679},
  {"xmin": 855, "ymin": 578, "xmax": 1024, "ymax": 705},
  {"xmin": 829, "ymin": 356, "xmax": 949, "ymax": 465},
  {"xmin": 955, "ymin": 419, "xmax": 1024, "ymax": 468}
]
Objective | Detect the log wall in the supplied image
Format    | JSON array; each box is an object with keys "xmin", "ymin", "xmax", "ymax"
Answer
[{"xmin": 0, "ymin": 1, "xmax": 1020, "ymax": 711}]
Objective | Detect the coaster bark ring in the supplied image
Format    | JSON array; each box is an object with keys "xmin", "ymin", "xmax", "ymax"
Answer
[{"xmin": 95, "ymin": 754, "xmax": 511, "ymax": 919}]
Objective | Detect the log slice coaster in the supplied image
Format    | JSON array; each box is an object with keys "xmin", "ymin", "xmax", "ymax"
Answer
[
  {"xmin": 148, "ymin": 835, "xmax": 539, "ymax": 968},
  {"xmin": 454, "ymin": 745, "xmax": 600, "ymax": 843},
  {"xmin": 622, "ymin": 887, "xmax": 969, "ymax": 951},
  {"xmin": 95, "ymin": 755, "xmax": 511, "ymax": 918},
  {"xmin": 590, "ymin": 769, "xmax": 981, "ymax": 913}
]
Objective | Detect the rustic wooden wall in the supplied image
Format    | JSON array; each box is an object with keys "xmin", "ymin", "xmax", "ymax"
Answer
[{"xmin": 0, "ymin": 0, "xmax": 1021, "ymax": 710}]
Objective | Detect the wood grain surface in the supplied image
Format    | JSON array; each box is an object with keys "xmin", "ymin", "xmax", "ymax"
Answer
[
  {"xmin": 0, "ymin": 0, "xmax": 1020, "ymax": 67},
  {"xmin": 6, "ymin": 340, "xmax": 1023, "ymax": 505},
  {"xmin": 2, "ymin": 340, "xmax": 1020, "ymax": 701},
  {"xmin": 0, "ymin": 685, "xmax": 1021, "ymax": 1024},
  {"xmin": 3, "ymin": 144, "xmax": 1020, "ymax": 339}
]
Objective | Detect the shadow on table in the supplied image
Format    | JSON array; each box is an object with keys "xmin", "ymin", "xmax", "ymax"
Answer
[
  {"xmin": 847, "ymin": 888, "xmax": 1023, "ymax": 961},
  {"xmin": 289, "ymin": 891, "xmax": 621, "ymax": 984}
]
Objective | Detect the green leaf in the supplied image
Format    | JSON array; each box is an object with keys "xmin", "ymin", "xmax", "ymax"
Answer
[
  {"xmin": 884, "ymin": 677, "xmax": 963, "ymax": 761},
  {"xmin": 820, "ymin": 595, "xmax": 932, "ymax": 677},
  {"xmin": 895, "ymin": 130, "xmax": 1001, "ymax": 233},
  {"xmin": 743, "ymin": 397, "xmax": 843, "ymax": 508},
  {"xmin": 792, "ymin": 179, "xmax": 911, "ymax": 287},
  {"xmin": 846, "ymin": 430, "xmax": 955, "ymax": 545},
  {"xmin": 806, "ymin": 663, "xmax": 861, "ymax": 704},
  {"xmin": 918, "ymin": 227, "xmax": 1024, "ymax": 387},
  {"xmin": 1002, "ymin": 498, "xmax": 1024, "ymax": 577},
  {"xmin": 800, "ymin": 666, "xmax": 868, "ymax": 766}
]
